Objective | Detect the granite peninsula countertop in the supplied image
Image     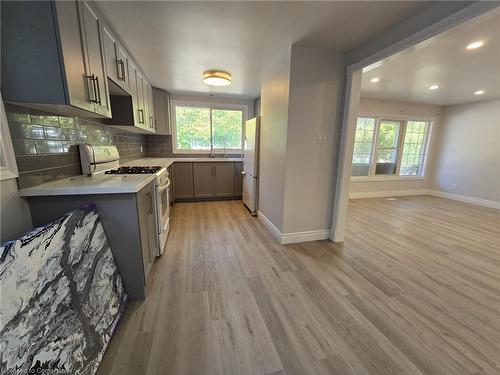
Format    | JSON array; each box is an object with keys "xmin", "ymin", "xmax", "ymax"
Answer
[{"xmin": 19, "ymin": 157, "xmax": 243, "ymax": 197}]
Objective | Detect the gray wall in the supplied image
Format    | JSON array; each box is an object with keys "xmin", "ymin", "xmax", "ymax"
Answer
[
  {"xmin": 258, "ymin": 49, "xmax": 291, "ymax": 232},
  {"xmin": 6, "ymin": 104, "xmax": 147, "ymax": 189},
  {"xmin": 282, "ymin": 46, "xmax": 346, "ymax": 234},
  {"xmin": 431, "ymin": 98, "xmax": 500, "ymax": 202},
  {"xmin": 0, "ymin": 178, "xmax": 32, "ymax": 242}
]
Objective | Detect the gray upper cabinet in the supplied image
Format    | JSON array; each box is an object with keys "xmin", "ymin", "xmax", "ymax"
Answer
[
  {"xmin": 79, "ymin": 1, "xmax": 111, "ymax": 118},
  {"xmin": 102, "ymin": 24, "xmax": 130, "ymax": 93},
  {"xmin": 194, "ymin": 163, "xmax": 215, "ymax": 198},
  {"xmin": 153, "ymin": 88, "xmax": 171, "ymax": 135},
  {"xmin": 1, "ymin": 1, "xmax": 111, "ymax": 118},
  {"xmin": 173, "ymin": 163, "xmax": 194, "ymax": 199},
  {"xmin": 214, "ymin": 163, "xmax": 235, "ymax": 197}
]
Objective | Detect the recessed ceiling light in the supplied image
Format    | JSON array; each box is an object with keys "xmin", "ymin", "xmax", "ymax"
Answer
[
  {"xmin": 474, "ymin": 90, "xmax": 485, "ymax": 95},
  {"xmin": 370, "ymin": 77, "xmax": 380, "ymax": 83},
  {"xmin": 203, "ymin": 70, "xmax": 232, "ymax": 86},
  {"xmin": 466, "ymin": 40, "xmax": 484, "ymax": 50},
  {"xmin": 429, "ymin": 85, "xmax": 439, "ymax": 90}
]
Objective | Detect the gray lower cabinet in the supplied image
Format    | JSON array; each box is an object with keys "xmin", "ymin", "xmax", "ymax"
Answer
[
  {"xmin": 214, "ymin": 163, "xmax": 235, "ymax": 197},
  {"xmin": 136, "ymin": 182, "xmax": 157, "ymax": 280},
  {"xmin": 26, "ymin": 181, "xmax": 158, "ymax": 301},
  {"xmin": 1, "ymin": 0, "xmax": 111, "ymax": 118},
  {"xmin": 174, "ymin": 162, "xmax": 241, "ymax": 201},
  {"xmin": 235, "ymin": 162, "xmax": 243, "ymax": 196},
  {"xmin": 173, "ymin": 163, "xmax": 194, "ymax": 199},
  {"xmin": 194, "ymin": 163, "xmax": 215, "ymax": 198}
]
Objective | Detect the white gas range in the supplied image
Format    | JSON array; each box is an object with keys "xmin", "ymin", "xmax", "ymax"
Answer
[{"xmin": 79, "ymin": 144, "xmax": 170, "ymax": 256}]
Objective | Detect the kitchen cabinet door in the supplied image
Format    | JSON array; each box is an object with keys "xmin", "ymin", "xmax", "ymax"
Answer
[
  {"xmin": 173, "ymin": 163, "xmax": 194, "ymax": 199},
  {"xmin": 145, "ymin": 82, "xmax": 155, "ymax": 131},
  {"xmin": 79, "ymin": 1, "xmax": 111, "ymax": 118},
  {"xmin": 137, "ymin": 183, "xmax": 157, "ymax": 280},
  {"xmin": 102, "ymin": 24, "xmax": 129, "ymax": 92},
  {"xmin": 194, "ymin": 163, "xmax": 215, "ymax": 198},
  {"xmin": 135, "ymin": 70, "xmax": 146, "ymax": 128},
  {"xmin": 153, "ymin": 88, "xmax": 171, "ymax": 135},
  {"xmin": 214, "ymin": 163, "xmax": 235, "ymax": 197},
  {"xmin": 234, "ymin": 162, "xmax": 243, "ymax": 196}
]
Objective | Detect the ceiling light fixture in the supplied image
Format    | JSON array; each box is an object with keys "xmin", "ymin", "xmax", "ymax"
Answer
[
  {"xmin": 370, "ymin": 77, "xmax": 380, "ymax": 83},
  {"xmin": 466, "ymin": 40, "xmax": 484, "ymax": 50},
  {"xmin": 202, "ymin": 70, "xmax": 232, "ymax": 86},
  {"xmin": 429, "ymin": 85, "xmax": 439, "ymax": 90},
  {"xmin": 474, "ymin": 90, "xmax": 485, "ymax": 95}
]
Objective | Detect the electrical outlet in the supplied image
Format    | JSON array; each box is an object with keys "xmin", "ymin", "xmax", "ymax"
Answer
[{"xmin": 317, "ymin": 132, "xmax": 327, "ymax": 144}]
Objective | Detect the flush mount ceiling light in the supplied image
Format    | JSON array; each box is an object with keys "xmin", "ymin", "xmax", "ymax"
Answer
[
  {"xmin": 429, "ymin": 85, "xmax": 439, "ymax": 90},
  {"xmin": 474, "ymin": 90, "xmax": 485, "ymax": 95},
  {"xmin": 202, "ymin": 70, "xmax": 232, "ymax": 86},
  {"xmin": 370, "ymin": 77, "xmax": 380, "ymax": 83},
  {"xmin": 466, "ymin": 40, "xmax": 484, "ymax": 50}
]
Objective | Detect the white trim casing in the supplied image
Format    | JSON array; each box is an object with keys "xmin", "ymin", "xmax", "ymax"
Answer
[
  {"xmin": 429, "ymin": 190, "xmax": 500, "ymax": 210},
  {"xmin": 170, "ymin": 99, "xmax": 248, "ymax": 154},
  {"xmin": 348, "ymin": 189, "xmax": 431, "ymax": 199},
  {"xmin": 257, "ymin": 211, "xmax": 331, "ymax": 245}
]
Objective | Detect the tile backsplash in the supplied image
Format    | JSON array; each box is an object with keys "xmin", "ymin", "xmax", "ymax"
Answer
[{"xmin": 6, "ymin": 104, "xmax": 147, "ymax": 189}]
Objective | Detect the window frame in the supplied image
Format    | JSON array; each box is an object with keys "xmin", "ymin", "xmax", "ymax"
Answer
[
  {"xmin": 170, "ymin": 100, "xmax": 248, "ymax": 154},
  {"xmin": 351, "ymin": 112, "xmax": 434, "ymax": 181},
  {"xmin": 1, "ymin": 93, "xmax": 19, "ymax": 181}
]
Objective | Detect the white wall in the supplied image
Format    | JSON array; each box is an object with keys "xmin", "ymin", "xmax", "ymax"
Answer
[
  {"xmin": 258, "ymin": 49, "xmax": 291, "ymax": 232},
  {"xmin": 431, "ymin": 98, "xmax": 500, "ymax": 202},
  {"xmin": 1, "ymin": 178, "xmax": 32, "ymax": 242},
  {"xmin": 350, "ymin": 98, "xmax": 442, "ymax": 195},
  {"xmin": 282, "ymin": 46, "xmax": 346, "ymax": 234}
]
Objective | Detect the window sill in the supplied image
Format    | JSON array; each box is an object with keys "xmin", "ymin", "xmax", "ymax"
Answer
[{"xmin": 351, "ymin": 175, "xmax": 426, "ymax": 182}]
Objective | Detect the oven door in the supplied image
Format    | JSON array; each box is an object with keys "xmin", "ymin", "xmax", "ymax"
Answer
[{"xmin": 156, "ymin": 179, "xmax": 170, "ymax": 256}]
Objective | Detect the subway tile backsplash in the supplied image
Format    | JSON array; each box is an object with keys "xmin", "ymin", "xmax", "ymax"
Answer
[{"xmin": 6, "ymin": 104, "xmax": 147, "ymax": 189}]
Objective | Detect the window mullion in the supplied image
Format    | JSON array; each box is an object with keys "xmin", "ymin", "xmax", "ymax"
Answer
[
  {"xmin": 209, "ymin": 107, "xmax": 213, "ymax": 152},
  {"xmin": 369, "ymin": 118, "xmax": 380, "ymax": 176},
  {"xmin": 395, "ymin": 120, "xmax": 407, "ymax": 176}
]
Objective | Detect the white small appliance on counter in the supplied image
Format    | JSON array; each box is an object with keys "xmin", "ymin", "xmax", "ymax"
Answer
[
  {"xmin": 79, "ymin": 144, "xmax": 170, "ymax": 256},
  {"xmin": 242, "ymin": 116, "xmax": 260, "ymax": 215}
]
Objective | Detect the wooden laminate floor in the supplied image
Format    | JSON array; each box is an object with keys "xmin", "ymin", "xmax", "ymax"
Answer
[{"xmin": 97, "ymin": 196, "xmax": 500, "ymax": 375}]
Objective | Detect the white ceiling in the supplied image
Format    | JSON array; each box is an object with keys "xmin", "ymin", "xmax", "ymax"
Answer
[
  {"xmin": 360, "ymin": 6, "xmax": 500, "ymax": 106},
  {"xmin": 94, "ymin": 1, "xmax": 431, "ymax": 99}
]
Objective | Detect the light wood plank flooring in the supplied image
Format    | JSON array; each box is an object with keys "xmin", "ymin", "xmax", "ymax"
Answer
[{"xmin": 97, "ymin": 196, "xmax": 500, "ymax": 375}]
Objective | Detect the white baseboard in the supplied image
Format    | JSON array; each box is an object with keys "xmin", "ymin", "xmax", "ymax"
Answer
[
  {"xmin": 257, "ymin": 211, "xmax": 331, "ymax": 245},
  {"xmin": 348, "ymin": 189, "xmax": 430, "ymax": 199},
  {"xmin": 348, "ymin": 189, "xmax": 499, "ymax": 209},
  {"xmin": 428, "ymin": 190, "xmax": 500, "ymax": 209}
]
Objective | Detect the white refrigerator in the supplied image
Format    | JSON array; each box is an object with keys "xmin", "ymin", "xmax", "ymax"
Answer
[{"xmin": 242, "ymin": 116, "xmax": 260, "ymax": 215}]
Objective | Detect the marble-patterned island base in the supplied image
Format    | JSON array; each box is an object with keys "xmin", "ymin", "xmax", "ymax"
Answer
[{"xmin": 0, "ymin": 204, "xmax": 128, "ymax": 375}]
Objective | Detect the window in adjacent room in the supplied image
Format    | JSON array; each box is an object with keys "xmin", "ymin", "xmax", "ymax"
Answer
[
  {"xmin": 351, "ymin": 116, "xmax": 432, "ymax": 178},
  {"xmin": 172, "ymin": 101, "xmax": 246, "ymax": 153}
]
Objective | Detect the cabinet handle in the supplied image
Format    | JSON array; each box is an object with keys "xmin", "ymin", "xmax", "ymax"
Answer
[
  {"xmin": 139, "ymin": 109, "xmax": 145, "ymax": 123},
  {"xmin": 241, "ymin": 171, "xmax": 246, "ymax": 175},
  {"xmin": 117, "ymin": 59, "xmax": 126, "ymax": 81},
  {"xmin": 84, "ymin": 74, "xmax": 98, "ymax": 103},
  {"xmin": 147, "ymin": 191, "xmax": 153, "ymax": 214},
  {"xmin": 94, "ymin": 75, "xmax": 102, "ymax": 105},
  {"xmin": 150, "ymin": 116, "xmax": 153, "ymax": 128},
  {"xmin": 154, "ymin": 118, "xmax": 158, "ymax": 130}
]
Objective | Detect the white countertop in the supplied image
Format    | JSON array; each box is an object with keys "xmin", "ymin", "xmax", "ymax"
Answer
[
  {"xmin": 19, "ymin": 157, "xmax": 243, "ymax": 197},
  {"xmin": 19, "ymin": 173, "xmax": 157, "ymax": 196},
  {"xmin": 125, "ymin": 157, "xmax": 242, "ymax": 168}
]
